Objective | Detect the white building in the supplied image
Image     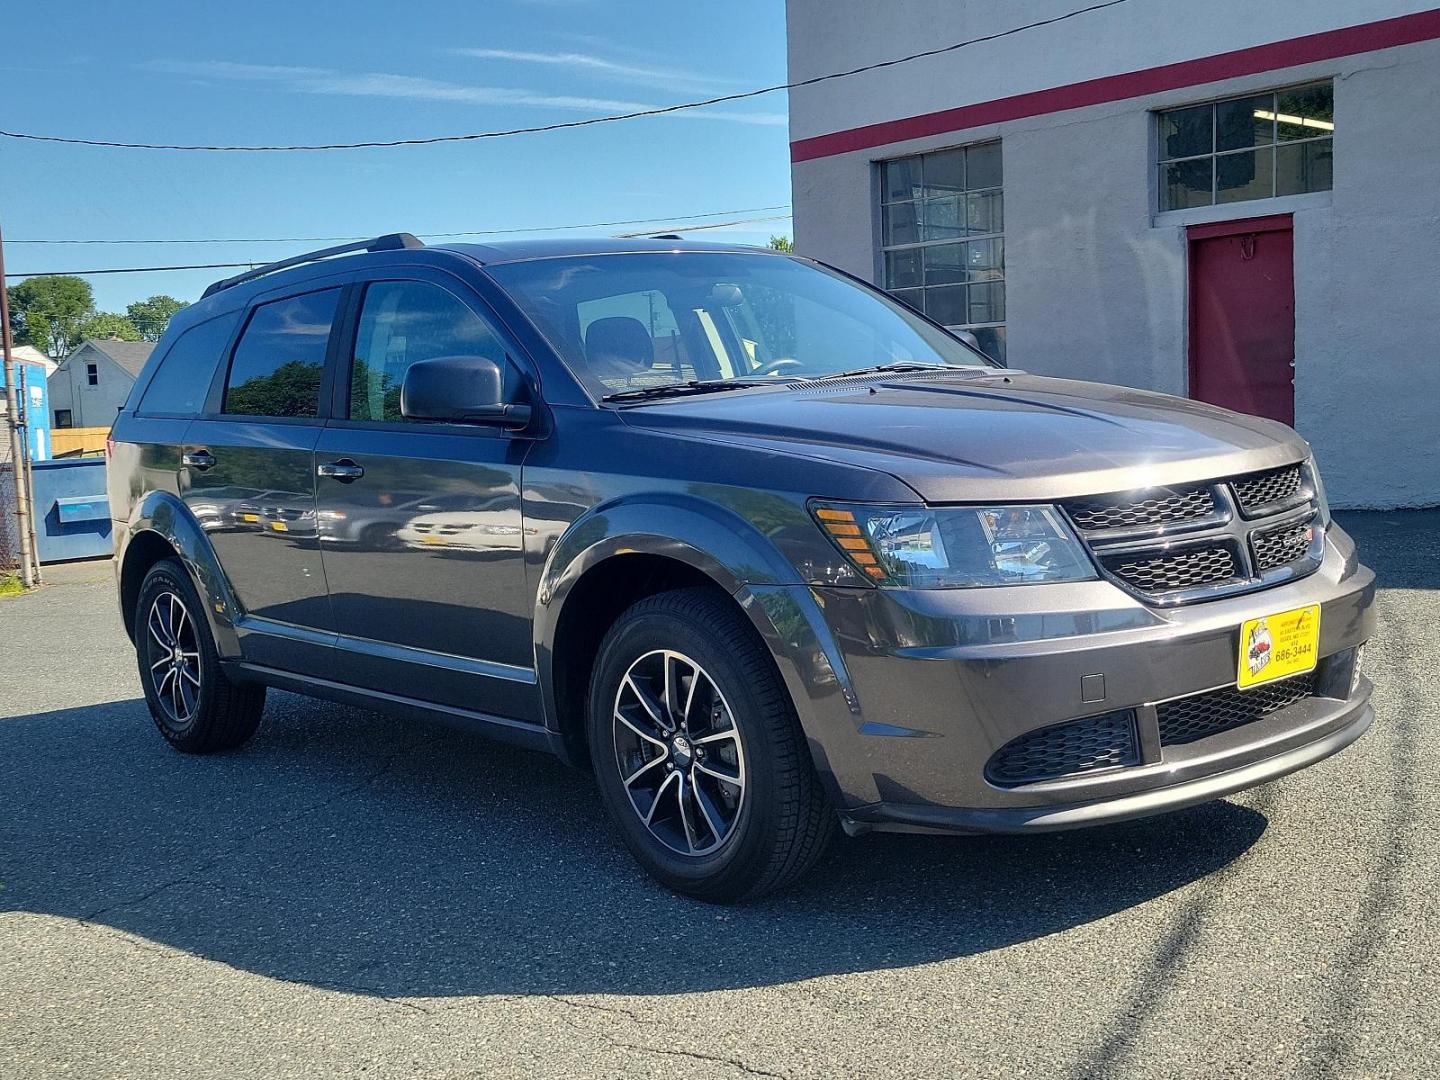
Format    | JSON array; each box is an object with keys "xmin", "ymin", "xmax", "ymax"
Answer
[
  {"xmin": 786, "ymin": 1, "xmax": 1440, "ymax": 507},
  {"xmin": 48, "ymin": 338, "xmax": 154, "ymax": 429}
]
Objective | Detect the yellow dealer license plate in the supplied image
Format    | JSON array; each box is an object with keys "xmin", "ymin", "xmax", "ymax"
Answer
[
  {"xmin": 269, "ymin": 521, "xmax": 288, "ymax": 532},
  {"xmin": 1238, "ymin": 604, "xmax": 1320, "ymax": 690}
]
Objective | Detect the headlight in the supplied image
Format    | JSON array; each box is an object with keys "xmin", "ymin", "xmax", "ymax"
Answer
[{"xmin": 812, "ymin": 503, "xmax": 1097, "ymax": 588}]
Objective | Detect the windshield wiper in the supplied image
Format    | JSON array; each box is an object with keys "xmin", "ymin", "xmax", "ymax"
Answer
[
  {"xmin": 600, "ymin": 378, "xmax": 766, "ymax": 403},
  {"xmin": 810, "ymin": 361, "xmax": 958, "ymax": 382}
]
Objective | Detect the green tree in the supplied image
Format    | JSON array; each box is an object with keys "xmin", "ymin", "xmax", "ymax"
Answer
[
  {"xmin": 127, "ymin": 295, "xmax": 188, "ymax": 341},
  {"xmin": 5, "ymin": 275, "xmax": 95, "ymax": 358},
  {"xmin": 77, "ymin": 312, "xmax": 142, "ymax": 342},
  {"xmin": 767, "ymin": 235, "xmax": 795, "ymax": 253},
  {"xmin": 224, "ymin": 360, "xmax": 324, "ymax": 418}
]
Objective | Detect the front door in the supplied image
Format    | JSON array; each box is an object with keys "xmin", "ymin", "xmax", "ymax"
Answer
[
  {"xmin": 314, "ymin": 276, "xmax": 538, "ymax": 722},
  {"xmin": 1188, "ymin": 215, "xmax": 1295, "ymax": 425},
  {"xmin": 182, "ymin": 287, "xmax": 342, "ymax": 673}
]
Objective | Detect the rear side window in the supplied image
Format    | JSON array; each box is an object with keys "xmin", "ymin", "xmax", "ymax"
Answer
[
  {"xmin": 223, "ymin": 289, "xmax": 340, "ymax": 418},
  {"xmin": 138, "ymin": 311, "xmax": 241, "ymax": 415},
  {"xmin": 348, "ymin": 280, "xmax": 509, "ymax": 422}
]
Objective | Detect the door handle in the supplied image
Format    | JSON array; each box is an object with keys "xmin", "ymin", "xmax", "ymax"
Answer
[
  {"xmin": 182, "ymin": 449, "xmax": 216, "ymax": 471},
  {"xmin": 317, "ymin": 459, "xmax": 365, "ymax": 483}
]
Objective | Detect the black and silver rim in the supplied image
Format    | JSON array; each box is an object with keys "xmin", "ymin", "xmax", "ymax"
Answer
[
  {"xmin": 145, "ymin": 591, "xmax": 202, "ymax": 728},
  {"xmin": 612, "ymin": 649, "xmax": 747, "ymax": 857}
]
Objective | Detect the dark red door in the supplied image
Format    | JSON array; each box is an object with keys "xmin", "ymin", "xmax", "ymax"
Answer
[{"xmin": 1188, "ymin": 214, "xmax": 1295, "ymax": 425}]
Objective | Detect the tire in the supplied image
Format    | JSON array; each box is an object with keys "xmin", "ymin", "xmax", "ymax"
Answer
[
  {"xmin": 587, "ymin": 587, "xmax": 833, "ymax": 902},
  {"xmin": 134, "ymin": 557, "xmax": 266, "ymax": 754}
]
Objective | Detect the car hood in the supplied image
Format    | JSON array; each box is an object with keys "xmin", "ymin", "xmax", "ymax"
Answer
[{"xmin": 617, "ymin": 371, "xmax": 1310, "ymax": 502}]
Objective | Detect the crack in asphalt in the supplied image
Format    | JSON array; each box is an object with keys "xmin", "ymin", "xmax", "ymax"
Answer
[
  {"xmin": 68, "ymin": 730, "xmax": 449, "ymax": 1017},
  {"xmin": 79, "ymin": 731, "xmax": 442, "ymax": 925},
  {"xmin": 75, "ymin": 913, "xmax": 437, "ymax": 1016},
  {"xmin": 547, "ymin": 997, "xmax": 791, "ymax": 1078}
]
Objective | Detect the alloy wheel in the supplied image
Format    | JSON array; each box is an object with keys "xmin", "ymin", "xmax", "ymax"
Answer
[
  {"xmin": 145, "ymin": 591, "xmax": 202, "ymax": 728},
  {"xmin": 611, "ymin": 649, "xmax": 747, "ymax": 856}
]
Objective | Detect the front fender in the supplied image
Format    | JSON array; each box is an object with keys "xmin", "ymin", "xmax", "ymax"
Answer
[
  {"xmin": 533, "ymin": 494, "xmax": 868, "ymax": 807},
  {"xmin": 123, "ymin": 491, "xmax": 242, "ymax": 658},
  {"xmin": 535, "ymin": 492, "xmax": 802, "ymax": 630}
]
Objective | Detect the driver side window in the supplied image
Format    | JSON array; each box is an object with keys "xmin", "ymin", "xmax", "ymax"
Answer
[{"xmin": 349, "ymin": 281, "xmax": 508, "ymax": 422}]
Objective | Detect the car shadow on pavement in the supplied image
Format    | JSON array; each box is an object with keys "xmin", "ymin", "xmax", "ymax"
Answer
[{"xmin": 0, "ymin": 693, "xmax": 1267, "ymax": 998}]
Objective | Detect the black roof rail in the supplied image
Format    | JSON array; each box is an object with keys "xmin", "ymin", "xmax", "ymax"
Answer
[{"xmin": 200, "ymin": 232, "xmax": 424, "ymax": 298}]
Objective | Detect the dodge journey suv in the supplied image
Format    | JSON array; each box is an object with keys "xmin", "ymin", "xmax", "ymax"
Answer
[{"xmin": 108, "ymin": 234, "xmax": 1375, "ymax": 901}]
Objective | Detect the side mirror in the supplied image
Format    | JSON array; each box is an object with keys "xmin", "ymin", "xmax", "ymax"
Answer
[{"xmin": 400, "ymin": 355, "xmax": 531, "ymax": 429}]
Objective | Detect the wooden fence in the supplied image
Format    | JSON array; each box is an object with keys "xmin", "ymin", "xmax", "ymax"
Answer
[{"xmin": 48, "ymin": 426, "xmax": 110, "ymax": 457}]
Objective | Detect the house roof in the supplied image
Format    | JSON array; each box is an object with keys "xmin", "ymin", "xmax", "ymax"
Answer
[
  {"xmin": 8, "ymin": 345, "xmax": 56, "ymax": 376},
  {"xmin": 72, "ymin": 338, "xmax": 156, "ymax": 378}
]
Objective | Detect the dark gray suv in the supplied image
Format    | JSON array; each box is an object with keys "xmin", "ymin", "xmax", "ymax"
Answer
[{"xmin": 108, "ymin": 235, "xmax": 1375, "ymax": 901}]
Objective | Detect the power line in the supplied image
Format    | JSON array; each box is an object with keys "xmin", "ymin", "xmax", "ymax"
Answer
[
  {"xmin": 6, "ymin": 204, "xmax": 791, "ymax": 245},
  {"xmin": 5, "ymin": 262, "xmax": 257, "ymax": 280},
  {"xmin": 0, "ymin": 1, "xmax": 1128, "ymax": 153},
  {"xmin": 3, "ymin": 213, "xmax": 796, "ymax": 279}
]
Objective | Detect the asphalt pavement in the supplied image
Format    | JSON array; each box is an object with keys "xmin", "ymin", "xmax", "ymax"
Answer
[{"xmin": 1, "ymin": 511, "xmax": 1437, "ymax": 1079}]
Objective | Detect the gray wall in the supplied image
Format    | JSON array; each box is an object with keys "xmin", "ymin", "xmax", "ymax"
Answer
[
  {"xmin": 48, "ymin": 345, "xmax": 135, "ymax": 429},
  {"xmin": 788, "ymin": 3, "xmax": 1440, "ymax": 506}
]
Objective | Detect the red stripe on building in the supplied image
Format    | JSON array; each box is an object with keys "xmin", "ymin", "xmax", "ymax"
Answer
[{"xmin": 790, "ymin": 8, "xmax": 1440, "ymax": 162}]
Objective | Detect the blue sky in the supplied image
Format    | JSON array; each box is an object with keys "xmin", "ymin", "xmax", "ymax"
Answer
[{"xmin": 1, "ymin": 0, "xmax": 792, "ymax": 314}]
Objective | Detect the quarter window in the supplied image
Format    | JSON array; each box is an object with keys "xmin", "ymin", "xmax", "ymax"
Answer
[
  {"xmin": 139, "ymin": 312, "xmax": 241, "ymax": 415},
  {"xmin": 1158, "ymin": 82, "xmax": 1334, "ymax": 211},
  {"xmin": 878, "ymin": 140, "xmax": 1005, "ymax": 361},
  {"xmin": 348, "ymin": 281, "xmax": 509, "ymax": 422},
  {"xmin": 222, "ymin": 289, "xmax": 340, "ymax": 418}
]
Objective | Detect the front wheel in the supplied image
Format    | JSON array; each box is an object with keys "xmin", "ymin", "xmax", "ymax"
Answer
[
  {"xmin": 135, "ymin": 558, "xmax": 266, "ymax": 753},
  {"xmin": 587, "ymin": 588, "xmax": 833, "ymax": 902}
]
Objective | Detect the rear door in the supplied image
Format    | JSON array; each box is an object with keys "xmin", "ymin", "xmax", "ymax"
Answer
[
  {"xmin": 313, "ymin": 273, "xmax": 539, "ymax": 721},
  {"xmin": 181, "ymin": 287, "xmax": 341, "ymax": 672}
]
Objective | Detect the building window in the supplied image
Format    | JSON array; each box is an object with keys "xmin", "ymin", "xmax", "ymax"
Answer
[
  {"xmin": 54, "ymin": 409, "xmax": 73, "ymax": 428},
  {"xmin": 878, "ymin": 140, "xmax": 1005, "ymax": 361},
  {"xmin": 85, "ymin": 362, "xmax": 99, "ymax": 386},
  {"xmin": 1158, "ymin": 82, "xmax": 1333, "ymax": 211}
]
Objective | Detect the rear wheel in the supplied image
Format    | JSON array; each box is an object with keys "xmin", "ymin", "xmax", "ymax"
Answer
[
  {"xmin": 135, "ymin": 558, "xmax": 265, "ymax": 753},
  {"xmin": 587, "ymin": 588, "xmax": 833, "ymax": 902}
]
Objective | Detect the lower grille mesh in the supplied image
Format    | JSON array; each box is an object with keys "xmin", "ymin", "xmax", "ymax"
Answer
[
  {"xmin": 986, "ymin": 710, "xmax": 1139, "ymax": 786},
  {"xmin": 1157, "ymin": 673, "xmax": 1316, "ymax": 746}
]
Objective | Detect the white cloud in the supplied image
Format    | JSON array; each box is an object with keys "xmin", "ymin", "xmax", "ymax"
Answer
[
  {"xmin": 143, "ymin": 58, "xmax": 783, "ymax": 125},
  {"xmin": 451, "ymin": 48, "xmax": 733, "ymax": 92}
]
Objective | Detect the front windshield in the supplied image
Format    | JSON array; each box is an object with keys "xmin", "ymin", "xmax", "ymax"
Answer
[{"xmin": 486, "ymin": 251, "xmax": 994, "ymax": 399}]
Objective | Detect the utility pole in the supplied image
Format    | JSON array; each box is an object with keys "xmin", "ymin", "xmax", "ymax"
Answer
[{"xmin": 0, "ymin": 217, "xmax": 40, "ymax": 588}]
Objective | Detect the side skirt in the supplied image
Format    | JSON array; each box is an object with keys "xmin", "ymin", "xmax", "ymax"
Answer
[{"xmin": 222, "ymin": 660, "xmax": 564, "ymax": 757}]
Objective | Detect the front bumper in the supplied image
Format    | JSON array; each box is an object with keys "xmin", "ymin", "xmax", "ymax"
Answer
[{"xmin": 751, "ymin": 524, "xmax": 1375, "ymax": 834}]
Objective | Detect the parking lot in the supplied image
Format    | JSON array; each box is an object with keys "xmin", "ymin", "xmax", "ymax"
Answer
[{"xmin": 1, "ymin": 510, "xmax": 1436, "ymax": 1079}]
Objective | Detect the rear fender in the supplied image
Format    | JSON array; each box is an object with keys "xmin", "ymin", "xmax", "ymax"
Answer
[{"xmin": 123, "ymin": 491, "xmax": 242, "ymax": 657}]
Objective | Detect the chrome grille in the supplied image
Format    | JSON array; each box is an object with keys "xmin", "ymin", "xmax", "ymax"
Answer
[
  {"xmin": 1253, "ymin": 516, "xmax": 1317, "ymax": 572},
  {"xmin": 1100, "ymin": 544, "xmax": 1240, "ymax": 593},
  {"xmin": 1157, "ymin": 673, "xmax": 1316, "ymax": 745},
  {"xmin": 986, "ymin": 710, "xmax": 1139, "ymax": 786},
  {"xmin": 1233, "ymin": 465, "xmax": 1304, "ymax": 515},
  {"xmin": 1063, "ymin": 460, "xmax": 1322, "ymax": 605},
  {"xmin": 1067, "ymin": 484, "xmax": 1216, "ymax": 531}
]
